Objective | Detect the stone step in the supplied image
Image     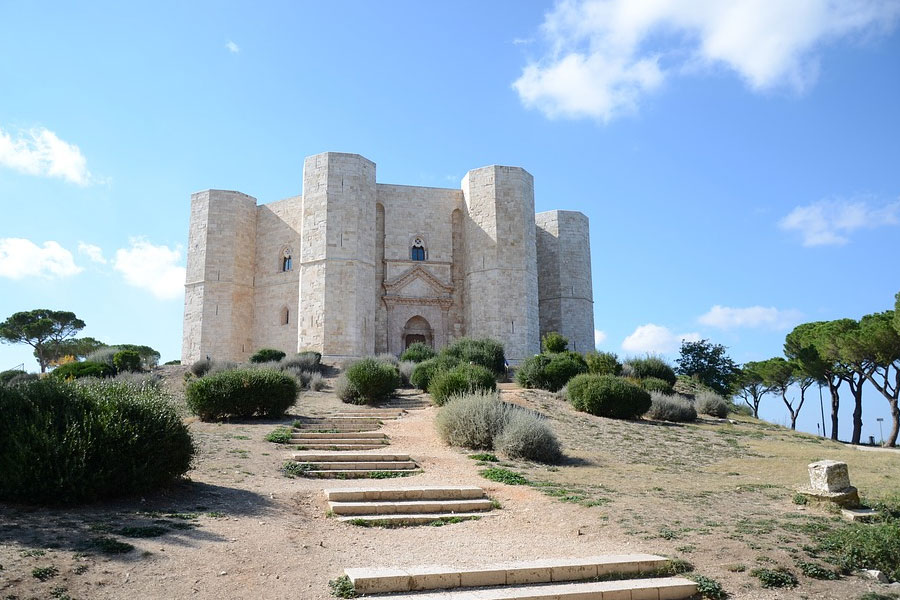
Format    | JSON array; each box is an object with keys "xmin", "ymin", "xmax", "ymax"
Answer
[
  {"xmin": 292, "ymin": 432, "xmax": 388, "ymax": 439},
  {"xmin": 330, "ymin": 498, "xmax": 494, "ymax": 516},
  {"xmin": 301, "ymin": 461, "xmax": 418, "ymax": 471},
  {"xmin": 292, "ymin": 453, "xmax": 411, "ymax": 462},
  {"xmin": 293, "ymin": 425, "xmax": 382, "ymax": 432},
  {"xmin": 292, "ymin": 439, "xmax": 389, "ymax": 445},
  {"xmin": 292, "ymin": 444, "xmax": 387, "ymax": 451},
  {"xmin": 296, "ymin": 417, "xmax": 386, "ymax": 423},
  {"xmin": 303, "ymin": 469, "xmax": 419, "ymax": 479},
  {"xmin": 345, "ymin": 555, "xmax": 673, "ymax": 594},
  {"xmin": 357, "ymin": 577, "xmax": 697, "ymax": 599},
  {"xmin": 338, "ymin": 409, "xmax": 406, "ymax": 415},
  {"xmin": 326, "ymin": 486, "xmax": 485, "ymax": 502},
  {"xmin": 337, "ymin": 512, "xmax": 489, "ymax": 526}
]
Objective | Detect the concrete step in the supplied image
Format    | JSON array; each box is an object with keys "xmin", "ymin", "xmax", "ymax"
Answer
[
  {"xmin": 326, "ymin": 486, "xmax": 486, "ymax": 502},
  {"xmin": 296, "ymin": 417, "xmax": 386, "ymax": 424},
  {"xmin": 345, "ymin": 555, "xmax": 675, "ymax": 595},
  {"xmin": 293, "ymin": 425, "xmax": 382, "ymax": 432},
  {"xmin": 300, "ymin": 461, "xmax": 417, "ymax": 471},
  {"xmin": 337, "ymin": 512, "xmax": 489, "ymax": 526},
  {"xmin": 292, "ymin": 453, "xmax": 411, "ymax": 462},
  {"xmin": 292, "ymin": 439, "xmax": 389, "ymax": 446},
  {"xmin": 292, "ymin": 432, "xmax": 388, "ymax": 439},
  {"xmin": 330, "ymin": 498, "xmax": 494, "ymax": 516},
  {"xmin": 338, "ymin": 409, "xmax": 406, "ymax": 415},
  {"xmin": 357, "ymin": 577, "xmax": 697, "ymax": 599},
  {"xmin": 291, "ymin": 444, "xmax": 387, "ymax": 451},
  {"xmin": 303, "ymin": 469, "xmax": 419, "ymax": 479}
]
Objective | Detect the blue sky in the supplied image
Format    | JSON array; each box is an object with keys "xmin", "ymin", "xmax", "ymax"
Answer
[{"xmin": 1, "ymin": 1, "xmax": 898, "ymax": 441}]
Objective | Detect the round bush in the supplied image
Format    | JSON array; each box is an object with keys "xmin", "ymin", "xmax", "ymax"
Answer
[
  {"xmin": 51, "ymin": 361, "xmax": 115, "ymax": 380},
  {"xmin": 567, "ymin": 374, "xmax": 651, "ymax": 419},
  {"xmin": 645, "ymin": 391, "xmax": 697, "ymax": 422},
  {"xmin": 280, "ymin": 351, "xmax": 322, "ymax": 373},
  {"xmin": 494, "ymin": 410, "xmax": 561, "ymax": 463},
  {"xmin": 429, "ymin": 364, "xmax": 497, "ymax": 406},
  {"xmin": 584, "ymin": 351, "xmax": 623, "ymax": 376},
  {"xmin": 443, "ymin": 338, "xmax": 506, "ymax": 376},
  {"xmin": 1, "ymin": 369, "xmax": 26, "ymax": 384},
  {"xmin": 435, "ymin": 391, "xmax": 511, "ymax": 450},
  {"xmin": 516, "ymin": 352, "xmax": 587, "ymax": 392},
  {"xmin": 695, "ymin": 391, "xmax": 730, "ymax": 417},
  {"xmin": 113, "ymin": 350, "xmax": 142, "ymax": 373},
  {"xmin": 641, "ymin": 377, "xmax": 674, "ymax": 395},
  {"xmin": 0, "ymin": 379, "xmax": 194, "ymax": 503},
  {"xmin": 410, "ymin": 355, "xmax": 460, "ymax": 391},
  {"xmin": 400, "ymin": 342, "xmax": 436, "ymax": 363},
  {"xmin": 343, "ymin": 358, "xmax": 399, "ymax": 404},
  {"xmin": 186, "ymin": 368, "xmax": 298, "ymax": 420},
  {"xmin": 624, "ymin": 356, "xmax": 677, "ymax": 385},
  {"xmin": 250, "ymin": 348, "xmax": 287, "ymax": 363},
  {"xmin": 541, "ymin": 331, "xmax": 568, "ymax": 353}
]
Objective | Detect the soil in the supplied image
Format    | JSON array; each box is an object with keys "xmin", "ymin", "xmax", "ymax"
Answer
[{"xmin": 2, "ymin": 370, "xmax": 899, "ymax": 600}]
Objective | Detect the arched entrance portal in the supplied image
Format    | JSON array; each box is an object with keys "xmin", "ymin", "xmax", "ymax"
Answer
[{"xmin": 403, "ymin": 316, "xmax": 433, "ymax": 350}]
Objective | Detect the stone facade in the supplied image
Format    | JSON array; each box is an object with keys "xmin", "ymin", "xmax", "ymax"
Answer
[{"xmin": 182, "ymin": 152, "xmax": 594, "ymax": 365}]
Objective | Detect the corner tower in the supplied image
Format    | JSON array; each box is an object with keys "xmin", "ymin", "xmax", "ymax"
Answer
[
  {"xmin": 535, "ymin": 210, "xmax": 595, "ymax": 353},
  {"xmin": 298, "ymin": 152, "xmax": 377, "ymax": 360},
  {"xmin": 461, "ymin": 166, "xmax": 540, "ymax": 362}
]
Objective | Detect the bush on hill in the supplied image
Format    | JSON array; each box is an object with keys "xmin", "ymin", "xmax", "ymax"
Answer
[
  {"xmin": 429, "ymin": 363, "xmax": 496, "ymax": 406},
  {"xmin": 695, "ymin": 391, "xmax": 730, "ymax": 418},
  {"xmin": 51, "ymin": 361, "xmax": 114, "ymax": 380},
  {"xmin": 0, "ymin": 369, "xmax": 25, "ymax": 385},
  {"xmin": 250, "ymin": 348, "xmax": 287, "ymax": 363},
  {"xmin": 568, "ymin": 374, "xmax": 651, "ymax": 419},
  {"xmin": 644, "ymin": 392, "xmax": 697, "ymax": 422},
  {"xmin": 516, "ymin": 351, "xmax": 587, "ymax": 392},
  {"xmin": 624, "ymin": 356, "xmax": 677, "ymax": 385},
  {"xmin": 541, "ymin": 331, "xmax": 568, "ymax": 353},
  {"xmin": 410, "ymin": 355, "xmax": 460, "ymax": 391},
  {"xmin": 442, "ymin": 337, "xmax": 506, "ymax": 376},
  {"xmin": 185, "ymin": 368, "xmax": 298, "ymax": 420},
  {"xmin": 584, "ymin": 351, "xmax": 623, "ymax": 376},
  {"xmin": 113, "ymin": 350, "xmax": 142, "ymax": 373},
  {"xmin": 341, "ymin": 358, "xmax": 399, "ymax": 405},
  {"xmin": 641, "ymin": 377, "xmax": 674, "ymax": 395}
]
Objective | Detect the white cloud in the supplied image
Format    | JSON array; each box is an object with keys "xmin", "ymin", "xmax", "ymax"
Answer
[
  {"xmin": 513, "ymin": 0, "xmax": 900, "ymax": 122},
  {"xmin": 698, "ymin": 305, "xmax": 804, "ymax": 330},
  {"xmin": 77, "ymin": 242, "xmax": 107, "ymax": 264},
  {"xmin": 0, "ymin": 238, "xmax": 82, "ymax": 279},
  {"xmin": 594, "ymin": 329, "xmax": 607, "ymax": 347},
  {"xmin": 622, "ymin": 323, "xmax": 700, "ymax": 354},
  {"xmin": 779, "ymin": 198, "xmax": 900, "ymax": 246},
  {"xmin": 226, "ymin": 40, "xmax": 240, "ymax": 53},
  {"xmin": 0, "ymin": 126, "xmax": 95, "ymax": 185},
  {"xmin": 113, "ymin": 238, "xmax": 185, "ymax": 300}
]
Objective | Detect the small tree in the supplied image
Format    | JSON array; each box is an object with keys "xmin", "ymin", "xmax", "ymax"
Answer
[
  {"xmin": 757, "ymin": 357, "xmax": 806, "ymax": 430},
  {"xmin": 785, "ymin": 322, "xmax": 842, "ymax": 440},
  {"xmin": 0, "ymin": 310, "xmax": 85, "ymax": 373},
  {"xmin": 734, "ymin": 362, "xmax": 772, "ymax": 418},
  {"xmin": 541, "ymin": 332, "xmax": 568, "ymax": 353},
  {"xmin": 585, "ymin": 351, "xmax": 623, "ymax": 376},
  {"xmin": 675, "ymin": 339, "xmax": 738, "ymax": 396},
  {"xmin": 847, "ymin": 310, "xmax": 900, "ymax": 447}
]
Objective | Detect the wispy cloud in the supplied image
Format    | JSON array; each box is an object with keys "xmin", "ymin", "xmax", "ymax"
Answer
[
  {"xmin": 622, "ymin": 323, "xmax": 699, "ymax": 354},
  {"xmin": 77, "ymin": 242, "xmax": 107, "ymax": 264},
  {"xmin": 226, "ymin": 40, "xmax": 240, "ymax": 54},
  {"xmin": 594, "ymin": 329, "xmax": 607, "ymax": 348},
  {"xmin": 0, "ymin": 238, "xmax": 82, "ymax": 279},
  {"xmin": 779, "ymin": 198, "xmax": 900, "ymax": 246},
  {"xmin": 698, "ymin": 305, "xmax": 804, "ymax": 330},
  {"xmin": 113, "ymin": 238, "xmax": 185, "ymax": 300},
  {"xmin": 0, "ymin": 126, "xmax": 96, "ymax": 185},
  {"xmin": 513, "ymin": 0, "xmax": 900, "ymax": 122}
]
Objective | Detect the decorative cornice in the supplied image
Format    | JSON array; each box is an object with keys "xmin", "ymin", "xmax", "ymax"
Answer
[
  {"xmin": 383, "ymin": 264, "xmax": 454, "ymax": 294},
  {"xmin": 383, "ymin": 295, "xmax": 453, "ymax": 308}
]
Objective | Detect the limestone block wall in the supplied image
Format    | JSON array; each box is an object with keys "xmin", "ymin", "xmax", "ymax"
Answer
[
  {"xmin": 252, "ymin": 196, "xmax": 302, "ymax": 355},
  {"xmin": 181, "ymin": 190, "xmax": 257, "ymax": 364},
  {"xmin": 298, "ymin": 152, "xmax": 377, "ymax": 360},
  {"xmin": 462, "ymin": 166, "xmax": 540, "ymax": 363},
  {"xmin": 536, "ymin": 210, "xmax": 595, "ymax": 353}
]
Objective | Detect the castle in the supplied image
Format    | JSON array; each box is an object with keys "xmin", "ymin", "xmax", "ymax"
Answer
[{"xmin": 181, "ymin": 152, "xmax": 594, "ymax": 364}]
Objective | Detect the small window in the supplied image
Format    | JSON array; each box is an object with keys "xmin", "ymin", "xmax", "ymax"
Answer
[
  {"xmin": 282, "ymin": 249, "xmax": 292, "ymax": 272},
  {"xmin": 282, "ymin": 307, "xmax": 290, "ymax": 325},
  {"xmin": 410, "ymin": 237, "xmax": 426, "ymax": 261}
]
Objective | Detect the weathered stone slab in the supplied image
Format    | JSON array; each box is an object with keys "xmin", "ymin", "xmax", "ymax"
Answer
[{"xmin": 808, "ymin": 460, "xmax": 852, "ymax": 492}]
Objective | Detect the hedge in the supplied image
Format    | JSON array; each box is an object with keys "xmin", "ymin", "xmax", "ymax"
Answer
[
  {"xmin": 186, "ymin": 368, "xmax": 298, "ymax": 420},
  {"xmin": 567, "ymin": 374, "xmax": 651, "ymax": 419},
  {"xmin": 429, "ymin": 364, "xmax": 497, "ymax": 406},
  {"xmin": 516, "ymin": 351, "xmax": 587, "ymax": 392}
]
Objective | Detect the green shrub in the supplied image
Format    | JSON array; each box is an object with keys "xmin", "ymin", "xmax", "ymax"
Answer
[
  {"xmin": 280, "ymin": 351, "xmax": 322, "ymax": 373},
  {"xmin": 250, "ymin": 348, "xmax": 286, "ymax": 363},
  {"xmin": 400, "ymin": 342, "xmax": 436, "ymax": 363},
  {"xmin": 691, "ymin": 575, "xmax": 726, "ymax": 599},
  {"xmin": 190, "ymin": 358, "xmax": 214, "ymax": 377},
  {"xmin": 641, "ymin": 377, "xmax": 674, "ymax": 395},
  {"xmin": 820, "ymin": 520, "xmax": 900, "ymax": 581},
  {"xmin": 334, "ymin": 373, "xmax": 359, "ymax": 403},
  {"xmin": 645, "ymin": 392, "xmax": 697, "ymax": 422},
  {"xmin": 113, "ymin": 350, "xmax": 142, "ymax": 373},
  {"xmin": 541, "ymin": 331, "xmax": 568, "ymax": 353},
  {"xmin": 435, "ymin": 391, "xmax": 513, "ymax": 450},
  {"xmin": 309, "ymin": 372, "xmax": 326, "ymax": 391},
  {"xmin": 696, "ymin": 391, "xmax": 730, "ymax": 418},
  {"xmin": 494, "ymin": 409, "xmax": 561, "ymax": 463},
  {"xmin": 265, "ymin": 427, "xmax": 293, "ymax": 444},
  {"xmin": 584, "ymin": 351, "xmax": 622, "ymax": 376},
  {"xmin": 442, "ymin": 337, "xmax": 506, "ymax": 376},
  {"xmin": 516, "ymin": 352, "xmax": 587, "ymax": 392},
  {"xmin": 398, "ymin": 361, "xmax": 416, "ymax": 387},
  {"xmin": 729, "ymin": 403, "xmax": 753, "ymax": 417},
  {"xmin": 7, "ymin": 372, "xmax": 39, "ymax": 386},
  {"xmin": 51, "ymin": 361, "xmax": 114, "ymax": 380},
  {"xmin": 624, "ymin": 356, "xmax": 677, "ymax": 385},
  {"xmin": 429, "ymin": 364, "xmax": 496, "ymax": 406},
  {"xmin": 185, "ymin": 368, "xmax": 298, "ymax": 420},
  {"xmin": 410, "ymin": 355, "xmax": 460, "ymax": 391},
  {"xmin": 328, "ymin": 574, "xmax": 358, "ymax": 598},
  {"xmin": 0, "ymin": 369, "xmax": 25, "ymax": 384},
  {"xmin": 796, "ymin": 560, "xmax": 839, "ymax": 580},
  {"xmin": 480, "ymin": 466, "xmax": 529, "ymax": 485},
  {"xmin": 567, "ymin": 374, "xmax": 651, "ymax": 419},
  {"xmin": 343, "ymin": 358, "xmax": 399, "ymax": 404},
  {"xmin": 375, "ymin": 353, "xmax": 399, "ymax": 367},
  {"xmin": 750, "ymin": 567, "xmax": 798, "ymax": 588},
  {"xmin": 164, "ymin": 359, "xmax": 181, "ymax": 365},
  {"xmin": 0, "ymin": 379, "xmax": 193, "ymax": 503}
]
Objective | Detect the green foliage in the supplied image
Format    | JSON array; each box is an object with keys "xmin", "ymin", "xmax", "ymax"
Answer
[
  {"xmin": 541, "ymin": 331, "xmax": 568, "ymax": 353},
  {"xmin": 676, "ymin": 339, "xmax": 738, "ymax": 396},
  {"xmin": 185, "ymin": 368, "xmax": 298, "ymax": 420},
  {"xmin": 343, "ymin": 358, "xmax": 399, "ymax": 404},
  {"xmin": 515, "ymin": 351, "xmax": 587, "ymax": 392},
  {"xmin": 164, "ymin": 359, "xmax": 181, "ymax": 365},
  {"xmin": 641, "ymin": 377, "xmax": 674, "ymax": 394},
  {"xmin": 624, "ymin": 355, "xmax": 677, "ymax": 385},
  {"xmin": 328, "ymin": 575, "xmax": 357, "ymax": 598},
  {"xmin": 89, "ymin": 536, "xmax": 134, "ymax": 554},
  {"xmin": 691, "ymin": 575, "xmax": 726, "ymax": 599},
  {"xmin": 250, "ymin": 348, "xmax": 287, "ymax": 363},
  {"xmin": 0, "ymin": 309, "xmax": 85, "ymax": 372},
  {"xmin": 820, "ymin": 520, "xmax": 900, "ymax": 581},
  {"xmin": 398, "ymin": 360, "xmax": 416, "ymax": 387},
  {"xmin": 584, "ymin": 351, "xmax": 623, "ymax": 376},
  {"xmin": 265, "ymin": 427, "xmax": 293, "ymax": 444},
  {"xmin": 409, "ymin": 355, "xmax": 459, "ymax": 391},
  {"xmin": 442, "ymin": 337, "xmax": 506, "ymax": 376},
  {"xmin": 50, "ymin": 361, "xmax": 114, "ymax": 380},
  {"xmin": 750, "ymin": 567, "xmax": 798, "ymax": 588},
  {"xmin": 32, "ymin": 565, "xmax": 59, "ymax": 581},
  {"xmin": 567, "ymin": 374, "xmax": 652, "ymax": 419},
  {"xmin": 695, "ymin": 391, "xmax": 730, "ymax": 418},
  {"xmin": 430, "ymin": 363, "xmax": 497, "ymax": 405},
  {"xmin": 468, "ymin": 452, "xmax": 498, "ymax": 462},
  {"xmin": 858, "ymin": 593, "xmax": 900, "ymax": 600},
  {"xmin": 281, "ymin": 461, "xmax": 311, "ymax": 478},
  {"xmin": 0, "ymin": 379, "xmax": 194, "ymax": 503},
  {"xmin": 399, "ymin": 342, "xmax": 436, "ymax": 363},
  {"xmin": 480, "ymin": 467, "xmax": 529, "ymax": 485},
  {"xmin": 796, "ymin": 560, "xmax": 839, "ymax": 580},
  {"xmin": 113, "ymin": 350, "xmax": 142, "ymax": 373},
  {"xmin": 0, "ymin": 369, "xmax": 25, "ymax": 384},
  {"xmin": 645, "ymin": 391, "xmax": 697, "ymax": 422},
  {"xmin": 494, "ymin": 409, "xmax": 561, "ymax": 463},
  {"xmin": 792, "ymin": 493, "xmax": 809, "ymax": 505},
  {"xmin": 279, "ymin": 351, "xmax": 322, "ymax": 373}
]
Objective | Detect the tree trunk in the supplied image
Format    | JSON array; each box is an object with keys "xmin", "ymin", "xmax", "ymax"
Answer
[
  {"xmin": 888, "ymin": 400, "xmax": 899, "ymax": 448},
  {"xmin": 848, "ymin": 380, "xmax": 863, "ymax": 445},
  {"xmin": 827, "ymin": 378, "xmax": 840, "ymax": 441},
  {"xmin": 780, "ymin": 389, "xmax": 798, "ymax": 430}
]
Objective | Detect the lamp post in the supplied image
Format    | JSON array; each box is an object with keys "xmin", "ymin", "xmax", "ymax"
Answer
[{"xmin": 877, "ymin": 418, "xmax": 885, "ymax": 447}]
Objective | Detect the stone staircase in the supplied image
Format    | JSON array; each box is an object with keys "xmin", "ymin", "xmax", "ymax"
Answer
[
  {"xmin": 290, "ymin": 431, "xmax": 390, "ymax": 451},
  {"xmin": 343, "ymin": 555, "xmax": 696, "ymax": 598},
  {"xmin": 289, "ymin": 452, "xmax": 419, "ymax": 478},
  {"xmin": 326, "ymin": 486, "xmax": 494, "ymax": 525}
]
